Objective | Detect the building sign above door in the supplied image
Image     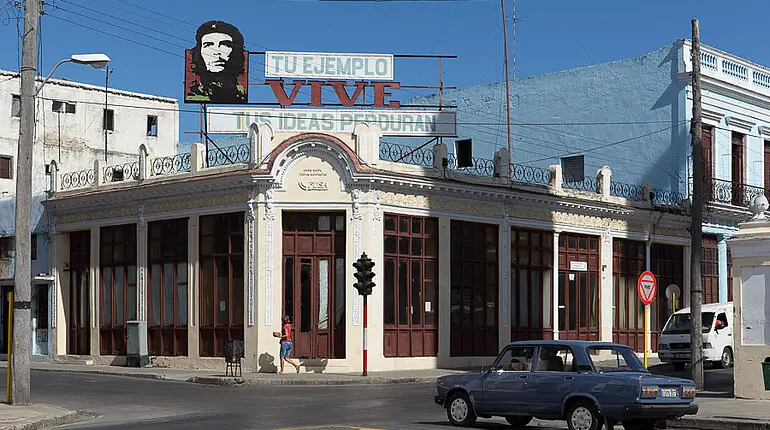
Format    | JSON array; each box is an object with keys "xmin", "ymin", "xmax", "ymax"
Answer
[
  {"xmin": 266, "ymin": 51, "xmax": 394, "ymax": 80},
  {"xmin": 207, "ymin": 107, "xmax": 457, "ymax": 137}
]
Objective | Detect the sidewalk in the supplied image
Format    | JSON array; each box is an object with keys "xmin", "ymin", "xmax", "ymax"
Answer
[
  {"xmin": 0, "ymin": 360, "xmax": 469, "ymax": 386},
  {"xmin": 667, "ymin": 395, "xmax": 770, "ymax": 430},
  {"xmin": 0, "ymin": 403, "xmax": 88, "ymax": 430}
]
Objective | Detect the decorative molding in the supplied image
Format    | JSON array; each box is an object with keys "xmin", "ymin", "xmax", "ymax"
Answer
[
  {"xmin": 247, "ymin": 189, "xmax": 256, "ymax": 327},
  {"xmin": 137, "ymin": 202, "xmax": 146, "ymax": 321},
  {"xmin": 702, "ymin": 109, "xmax": 725, "ymax": 124},
  {"xmin": 725, "ymin": 115, "xmax": 756, "ymax": 133},
  {"xmin": 263, "ymin": 188, "xmax": 275, "ymax": 327},
  {"xmin": 759, "ymin": 125, "xmax": 770, "ymax": 137},
  {"xmin": 57, "ymin": 205, "xmax": 135, "ymax": 224},
  {"xmin": 351, "ymin": 188, "xmax": 362, "ymax": 326},
  {"xmin": 373, "ymin": 190, "xmax": 382, "ymax": 222},
  {"xmin": 273, "ymin": 142, "xmax": 356, "ymax": 191},
  {"xmin": 372, "ymin": 190, "xmax": 382, "ymax": 326}
]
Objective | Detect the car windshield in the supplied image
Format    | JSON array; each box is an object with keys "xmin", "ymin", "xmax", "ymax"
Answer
[
  {"xmin": 586, "ymin": 346, "xmax": 647, "ymax": 373},
  {"xmin": 662, "ymin": 312, "xmax": 715, "ymax": 334}
]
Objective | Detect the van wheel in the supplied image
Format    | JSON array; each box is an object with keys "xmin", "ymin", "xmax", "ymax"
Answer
[
  {"xmin": 720, "ymin": 347, "xmax": 733, "ymax": 368},
  {"xmin": 673, "ymin": 362, "xmax": 685, "ymax": 370},
  {"xmin": 446, "ymin": 392, "xmax": 477, "ymax": 427}
]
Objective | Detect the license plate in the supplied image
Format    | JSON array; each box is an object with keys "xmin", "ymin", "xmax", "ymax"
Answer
[{"xmin": 660, "ymin": 388, "xmax": 678, "ymax": 398}]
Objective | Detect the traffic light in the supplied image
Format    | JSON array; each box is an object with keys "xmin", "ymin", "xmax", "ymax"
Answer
[{"xmin": 353, "ymin": 252, "xmax": 375, "ymax": 296}]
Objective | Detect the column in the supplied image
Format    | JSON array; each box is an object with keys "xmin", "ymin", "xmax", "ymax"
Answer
[
  {"xmin": 89, "ymin": 226, "xmax": 100, "ymax": 357},
  {"xmin": 187, "ymin": 215, "xmax": 200, "ymax": 359},
  {"xmin": 717, "ymin": 236, "xmax": 728, "ymax": 303},
  {"xmin": 600, "ymin": 231, "xmax": 613, "ymax": 343},
  {"xmin": 645, "ymin": 241, "xmax": 652, "ymax": 355},
  {"xmin": 244, "ymin": 191, "xmax": 257, "ymax": 370},
  {"xmin": 137, "ymin": 204, "xmax": 147, "ymax": 322},
  {"xmin": 498, "ymin": 219, "xmax": 511, "ymax": 350},
  {"xmin": 437, "ymin": 216, "xmax": 452, "ymax": 361},
  {"xmin": 552, "ymin": 232, "xmax": 560, "ymax": 340}
]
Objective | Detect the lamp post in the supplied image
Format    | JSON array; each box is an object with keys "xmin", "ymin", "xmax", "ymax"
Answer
[{"xmin": 12, "ymin": 44, "xmax": 110, "ymax": 404}]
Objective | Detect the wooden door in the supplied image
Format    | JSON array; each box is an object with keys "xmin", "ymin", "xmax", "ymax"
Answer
[
  {"xmin": 282, "ymin": 212, "xmax": 345, "ymax": 360},
  {"xmin": 68, "ymin": 230, "xmax": 91, "ymax": 355},
  {"xmin": 558, "ymin": 234, "xmax": 600, "ymax": 341}
]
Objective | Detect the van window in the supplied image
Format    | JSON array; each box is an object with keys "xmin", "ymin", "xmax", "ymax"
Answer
[
  {"xmin": 662, "ymin": 312, "xmax": 715, "ymax": 334},
  {"xmin": 716, "ymin": 312, "xmax": 728, "ymax": 329}
]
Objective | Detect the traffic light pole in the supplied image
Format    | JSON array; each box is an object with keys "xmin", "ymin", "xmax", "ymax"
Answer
[{"xmin": 362, "ymin": 295, "xmax": 368, "ymax": 377}]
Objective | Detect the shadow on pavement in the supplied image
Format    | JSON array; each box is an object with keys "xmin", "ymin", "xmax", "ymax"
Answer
[{"xmin": 648, "ymin": 363, "xmax": 734, "ymax": 397}]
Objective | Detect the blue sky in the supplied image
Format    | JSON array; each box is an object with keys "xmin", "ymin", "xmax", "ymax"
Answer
[{"xmin": 2, "ymin": 0, "xmax": 769, "ymax": 145}]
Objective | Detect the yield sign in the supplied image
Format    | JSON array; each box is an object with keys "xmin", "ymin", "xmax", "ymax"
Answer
[{"xmin": 637, "ymin": 271, "xmax": 657, "ymax": 305}]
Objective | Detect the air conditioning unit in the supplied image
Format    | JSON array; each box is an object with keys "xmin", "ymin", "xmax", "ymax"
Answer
[{"xmin": 126, "ymin": 320, "xmax": 148, "ymax": 367}]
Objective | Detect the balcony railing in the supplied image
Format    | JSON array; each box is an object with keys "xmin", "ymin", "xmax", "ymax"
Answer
[
  {"xmin": 706, "ymin": 178, "xmax": 767, "ymax": 207},
  {"xmin": 684, "ymin": 40, "xmax": 770, "ymax": 99}
]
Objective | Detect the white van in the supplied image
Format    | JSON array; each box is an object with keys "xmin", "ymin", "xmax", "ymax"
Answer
[{"xmin": 658, "ymin": 302, "xmax": 733, "ymax": 370}]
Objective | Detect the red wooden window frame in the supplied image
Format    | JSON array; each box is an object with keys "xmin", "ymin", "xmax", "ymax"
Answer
[
  {"xmin": 650, "ymin": 243, "xmax": 684, "ymax": 335},
  {"xmin": 68, "ymin": 230, "xmax": 90, "ymax": 355},
  {"xmin": 199, "ymin": 212, "xmax": 244, "ymax": 357},
  {"xmin": 731, "ymin": 132, "xmax": 746, "ymax": 205},
  {"xmin": 148, "ymin": 218, "xmax": 189, "ymax": 356},
  {"xmin": 99, "ymin": 224, "xmax": 137, "ymax": 356},
  {"xmin": 510, "ymin": 228, "xmax": 554, "ymax": 341},
  {"xmin": 450, "ymin": 220, "xmax": 499, "ymax": 357},
  {"xmin": 703, "ymin": 125, "xmax": 715, "ymax": 201},
  {"xmin": 0, "ymin": 156, "xmax": 11, "ymax": 180},
  {"xmin": 727, "ymin": 247, "xmax": 733, "ymax": 302},
  {"xmin": 702, "ymin": 235, "xmax": 719, "ymax": 305},
  {"xmin": 382, "ymin": 213, "xmax": 439, "ymax": 358}
]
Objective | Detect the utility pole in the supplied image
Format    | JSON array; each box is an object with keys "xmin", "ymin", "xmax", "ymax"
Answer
[
  {"xmin": 689, "ymin": 18, "xmax": 705, "ymax": 390},
  {"xmin": 12, "ymin": 0, "xmax": 39, "ymax": 405},
  {"xmin": 500, "ymin": 0, "xmax": 513, "ymax": 180}
]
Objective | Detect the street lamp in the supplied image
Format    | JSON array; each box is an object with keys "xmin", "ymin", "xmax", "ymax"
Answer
[
  {"xmin": 35, "ymin": 53, "xmax": 111, "ymax": 95},
  {"xmin": 11, "ymin": 45, "xmax": 111, "ymax": 405}
]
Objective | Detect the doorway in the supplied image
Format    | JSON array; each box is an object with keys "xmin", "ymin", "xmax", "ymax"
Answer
[
  {"xmin": 68, "ymin": 230, "xmax": 91, "ymax": 355},
  {"xmin": 558, "ymin": 233, "xmax": 600, "ymax": 341},
  {"xmin": 282, "ymin": 212, "xmax": 346, "ymax": 359}
]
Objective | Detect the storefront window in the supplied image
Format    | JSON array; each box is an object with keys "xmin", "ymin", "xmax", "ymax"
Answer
[
  {"xmin": 148, "ymin": 218, "xmax": 189, "ymax": 356},
  {"xmin": 199, "ymin": 212, "xmax": 244, "ymax": 357},
  {"xmin": 510, "ymin": 228, "xmax": 553, "ymax": 341},
  {"xmin": 100, "ymin": 224, "xmax": 137, "ymax": 355},
  {"xmin": 383, "ymin": 214, "xmax": 438, "ymax": 357}
]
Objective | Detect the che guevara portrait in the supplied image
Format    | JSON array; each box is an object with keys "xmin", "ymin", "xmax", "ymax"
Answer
[{"xmin": 185, "ymin": 20, "xmax": 249, "ymax": 104}]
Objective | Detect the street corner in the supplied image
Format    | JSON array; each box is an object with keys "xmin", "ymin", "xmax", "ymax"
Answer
[{"xmin": 0, "ymin": 403, "xmax": 95, "ymax": 430}]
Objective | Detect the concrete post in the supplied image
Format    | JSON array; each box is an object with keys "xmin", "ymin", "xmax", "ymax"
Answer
[
  {"xmin": 94, "ymin": 160, "xmax": 103, "ymax": 186},
  {"xmin": 494, "ymin": 148, "xmax": 511, "ymax": 181},
  {"xmin": 191, "ymin": 143, "xmax": 204, "ymax": 174},
  {"xmin": 48, "ymin": 160, "xmax": 58, "ymax": 194},
  {"xmin": 433, "ymin": 142, "xmax": 449, "ymax": 170},
  {"xmin": 138, "ymin": 144, "xmax": 148, "ymax": 181},
  {"xmin": 548, "ymin": 164, "xmax": 563, "ymax": 190},
  {"xmin": 597, "ymin": 165, "xmax": 612, "ymax": 198}
]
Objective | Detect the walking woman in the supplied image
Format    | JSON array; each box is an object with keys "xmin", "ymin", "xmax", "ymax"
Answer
[{"xmin": 278, "ymin": 315, "xmax": 300, "ymax": 374}]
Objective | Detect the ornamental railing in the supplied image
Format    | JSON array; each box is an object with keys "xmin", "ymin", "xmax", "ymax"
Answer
[
  {"xmin": 206, "ymin": 144, "xmax": 250, "ymax": 168},
  {"xmin": 151, "ymin": 152, "xmax": 191, "ymax": 176},
  {"xmin": 379, "ymin": 141, "xmax": 434, "ymax": 168},
  {"xmin": 60, "ymin": 168, "xmax": 94, "ymax": 190},
  {"xmin": 562, "ymin": 175, "xmax": 599, "ymax": 193},
  {"xmin": 446, "ymin": 153, "xmax": 495, "ymax": 176},
  {"xmin": 609, "ymin": 181, "xmax": 644, "ymax": 201},
  {"xmin": 104, "ymin": 162, "xmax": 139, "ymax": 183},
  {"xmin": 510, "ymin": 164, "xmax": 552, "ymax": 186},
  {"xmin": 706, "ymin": 178, "xmax": 766, "ymax": 207}
]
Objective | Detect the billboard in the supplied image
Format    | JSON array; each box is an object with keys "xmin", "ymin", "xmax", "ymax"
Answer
[
  {"xmin": 207, "ymin": 107, "xmax": 457, "ymax": 137},
  {"xmin": 265, "ymin": 51, "xmax": 394, "ymax": 80},
  {"xmin": 185, "ymin": 20, "xmax": 249, "ymax": 104}
]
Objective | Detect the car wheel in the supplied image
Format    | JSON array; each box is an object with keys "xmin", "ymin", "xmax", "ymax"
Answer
[
  {"xmin": 567, "ymin": 401, "xmax": 602, "ymax": 430},
  {"xmin": 446, "ymin": 392, "xmax": 477, "ymax": 427},
  {"xmin": 505, "ymin": 416, "xmax": 533, "ymax": 428},
  {"xmin": 720, "ymin": 347, "xmax": 733, "ymax": 368},
  {"xmin": 672, "ymin": 362, "xmax": 685, "ymax": 370},
  {"xmin": 622, "ymin": 419, "xmax": 656, "ymax": 430}
]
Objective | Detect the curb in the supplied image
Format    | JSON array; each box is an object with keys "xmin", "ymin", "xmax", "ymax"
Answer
[
  {"xmin": 667, "ymin": 417, "xmax": 770, "ymax": 430},
  {"xmin": 25, "ymin": 366, "xmax": 441, "ymax": 386},
  {"xmin": 188, "ymin": 375, "xmax": 437, "ymax": 386},
  {"xmin": 12, "ymin": 410, "xmax": 96, "ymax": 430}
]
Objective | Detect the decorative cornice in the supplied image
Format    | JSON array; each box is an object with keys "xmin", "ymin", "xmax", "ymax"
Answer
[
  {"xmin": 759, "ymin": 125, "xmax": 770, "ymax": 136},
  {"xmin": 702, "ymin": 109, "xmax": 725, "ymax": 124},
  {"xmin": 725, "ymin": 115, "xmax": 756, "ymax": 133}
]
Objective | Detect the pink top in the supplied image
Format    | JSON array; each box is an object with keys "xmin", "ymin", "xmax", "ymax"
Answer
[{"xmin": 281, "ymin": 323, "xmax": 292, "ymax": 342}]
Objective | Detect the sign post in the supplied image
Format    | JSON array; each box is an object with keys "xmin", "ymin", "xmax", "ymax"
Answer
[{"xmin": 637, "ymin": 271, "xmax": 658, "ymax": 368}]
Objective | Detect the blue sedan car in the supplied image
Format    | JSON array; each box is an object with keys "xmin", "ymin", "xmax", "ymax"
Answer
[{"xmin": 434, "ymin": 340, "xmax": 698, "ymax": 430}]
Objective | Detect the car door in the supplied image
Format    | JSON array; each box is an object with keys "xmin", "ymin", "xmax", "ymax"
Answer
[
  {"xmin": 528, "ymin": 345, "xmax": 577, "ymax": 418},
  {"xmin": 481, "ymin": 345, "xmax": 535, "ymax": 414}
]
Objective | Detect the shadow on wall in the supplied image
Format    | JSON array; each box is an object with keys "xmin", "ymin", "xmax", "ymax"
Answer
[
  {"xmin": 258, "ymin": 352, "xmax": 278, "ymax": 373},
  {"xmin": 257, "ymin": 352, "xmax": 329, "ymax": 374}
]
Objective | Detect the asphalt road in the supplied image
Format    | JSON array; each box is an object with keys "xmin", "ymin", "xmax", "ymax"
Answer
[{"xmin": 31, "ymin": 364, "xmax": 726, "ymax": 430}]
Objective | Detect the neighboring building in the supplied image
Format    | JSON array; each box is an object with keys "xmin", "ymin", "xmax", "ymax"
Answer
[
  {"xmin": 45, "ymin": 119, "xmax": 690, "ymax": 371},
  {"xmin": 416, "ymin": 39, "xmax": 770, "ymax": 350},
  {"xmin": 0, "ymin": 69, "xmax": 178, "ymax": 359}
]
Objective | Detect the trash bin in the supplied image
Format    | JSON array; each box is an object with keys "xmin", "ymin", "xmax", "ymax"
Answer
[{"xmin": 763, "ymin": 357, "xmax": 770, "ymax": 391}]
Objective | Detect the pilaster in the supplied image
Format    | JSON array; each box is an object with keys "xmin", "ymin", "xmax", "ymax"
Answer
[
  {"xmin": 600, "ymin": 229, "xmax": 613, "ymax": 343},
  {"xmin": 187, "ymin": 215, "xmax": 200, "ymax": 359},
  {"xmin": 499, "ymin": 207, "xmax": 511, "ymax": 350},
  {"xmin": 437, "ymin": 216, "xmax": 452, "ymax": 361},
  {"xmin": 718, "ymin": 236, "xmax": 728, "ymax": 302},
  {"xmin": 552, "ymin": 232, "xmax": 560, "ymax": 340}
]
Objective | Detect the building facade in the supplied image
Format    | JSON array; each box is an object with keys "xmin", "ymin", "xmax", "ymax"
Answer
[
  {"xmin": 0, "ymin": 70, "xmax": 178, "ymax": 359},
  {"xmin": 46, "ymin": 123, "xmax": 691, "ymax": 372},
  {"xmin": 415, "ymin": 40, "xmax": 770, "ymax": 349}
]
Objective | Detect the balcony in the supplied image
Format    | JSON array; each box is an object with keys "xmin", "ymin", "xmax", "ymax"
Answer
[
  {"xmin": 682, "ymin": 40, "xmax": 770, "ymax": 99},
  {"xmin": 705, "ymin": 178, "xmax": 767, "ymax": 207}
]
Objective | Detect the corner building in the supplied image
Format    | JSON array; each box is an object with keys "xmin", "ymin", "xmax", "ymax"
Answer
[{"xmin": 46, "ymin": 125, "xmax": 691, "ymax": 372}]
